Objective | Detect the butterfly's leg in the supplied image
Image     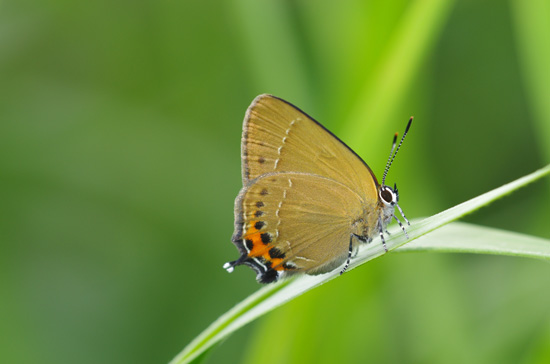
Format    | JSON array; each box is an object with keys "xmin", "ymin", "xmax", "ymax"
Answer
[
  {"xmin": 392, "ymin": 215, "xmax": 409, "ymax": 239},
  {"xmin": 339, "ymin": 236, "xmax": 354, "ymax": 275},
  {"xmin": 378, "ymin": 218, "xmax": 388, "ymax": 253},
  {"xmin": 380, "ymin": 231, "xmax": 388, "ymax": 252},
  {"xmin": 396, "ymin": 203, "xmax": 411, "ymax": 226}
]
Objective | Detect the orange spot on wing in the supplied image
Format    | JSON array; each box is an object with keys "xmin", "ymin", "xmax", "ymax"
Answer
[
  {"xmin": 270, "ymin": 258, "xmax": 284, "ymax": 270},
  {"xmin": 245, "ymin": 226, "xmax": 285, "ymax": 271},
  {"xmin": 245, "ymin": 232, "xmax": 269, "ymax": 257},
  {"xmin": 245, "ymin": 233, "xmax": 287, "ymax": 270}
]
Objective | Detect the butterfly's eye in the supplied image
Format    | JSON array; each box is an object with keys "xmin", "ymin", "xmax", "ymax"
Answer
[{"xmin": 380, "ymin": 186, "xmax": 397, "ymax": 206}]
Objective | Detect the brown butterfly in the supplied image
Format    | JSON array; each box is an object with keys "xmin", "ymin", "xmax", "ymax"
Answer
[{"xmin": 223, "ymin": 94, "xmax": 411, "ymax": 283}]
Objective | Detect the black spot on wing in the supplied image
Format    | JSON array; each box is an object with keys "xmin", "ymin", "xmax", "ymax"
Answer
[
  {"xmin": 269, "ymin": 247, "xmax": 286, "ymax": 259},
  {"xmin": 254, "ymin": 221, "xmax": 265, "ymax": 230},
  {"xmin": 260, "ymin": 233, "xmax": 272, "ymax": 244},
  {"xmin": 259, "ymin": 269, "xmax": 278, "ymax": 284}
]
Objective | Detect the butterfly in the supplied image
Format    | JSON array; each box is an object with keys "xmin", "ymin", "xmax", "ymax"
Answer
[{"xmin": 223, "ymin": 94, "xmax": 411, "ymax": 283}]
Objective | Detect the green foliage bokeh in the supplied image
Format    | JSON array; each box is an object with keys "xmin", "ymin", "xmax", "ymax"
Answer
[{"xmin": 0, "ymin": 1, "xmax": 549, "ymax": 363}]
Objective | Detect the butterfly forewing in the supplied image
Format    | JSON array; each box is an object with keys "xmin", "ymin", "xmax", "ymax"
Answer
[
  {"xmin": 242, "ymin": 94, "xmax": 379, "ymax": 198},
  {"xmin": 233, "ymin": 172, "xmax": 366, "ymax": 282}
]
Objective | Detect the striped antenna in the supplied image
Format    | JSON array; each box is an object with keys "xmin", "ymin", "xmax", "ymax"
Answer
[{"xmin": 382, "ymin": 117, "xmax": 413, "ymax": 186}]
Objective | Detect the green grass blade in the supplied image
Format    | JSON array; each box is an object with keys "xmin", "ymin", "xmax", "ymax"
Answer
[
  {"xmin": 510, "ymin": 0, "xmax": 550, "ymax": 161},
  {"xmin": 396, "ymin": 221, "xmax": 550, "ymax": 259},
  {"xmin": 169, "ymin": 163, "xmax": 550, "ymax": 364},
  {"xmin": 342, "ymin": 0, "xmax": 455, "ymax": 146}
]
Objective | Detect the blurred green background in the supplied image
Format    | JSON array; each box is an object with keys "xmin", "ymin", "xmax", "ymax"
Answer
[{"xmin": 1, "ymin": 0, "xmax": 549, "ymax": 363}]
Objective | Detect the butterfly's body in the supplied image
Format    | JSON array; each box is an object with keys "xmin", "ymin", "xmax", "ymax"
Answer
[{"xmin": 224, "ymin": 95, "xmax": 410, "ymax": 283}]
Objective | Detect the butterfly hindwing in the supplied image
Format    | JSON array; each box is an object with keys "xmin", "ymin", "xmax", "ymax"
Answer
[{"xmin": 232, "ymin": 172, "xmax": 367, "ymax": 282}]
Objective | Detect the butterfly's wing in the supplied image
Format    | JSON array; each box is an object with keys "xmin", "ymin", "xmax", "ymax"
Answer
[
  {"xmin": 241, "ymin": 94, "xmax": 379, "ymax": 197},
  {"xmin": 230, "ymin": 172, "xmax": 370, "ymax": 283}
]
